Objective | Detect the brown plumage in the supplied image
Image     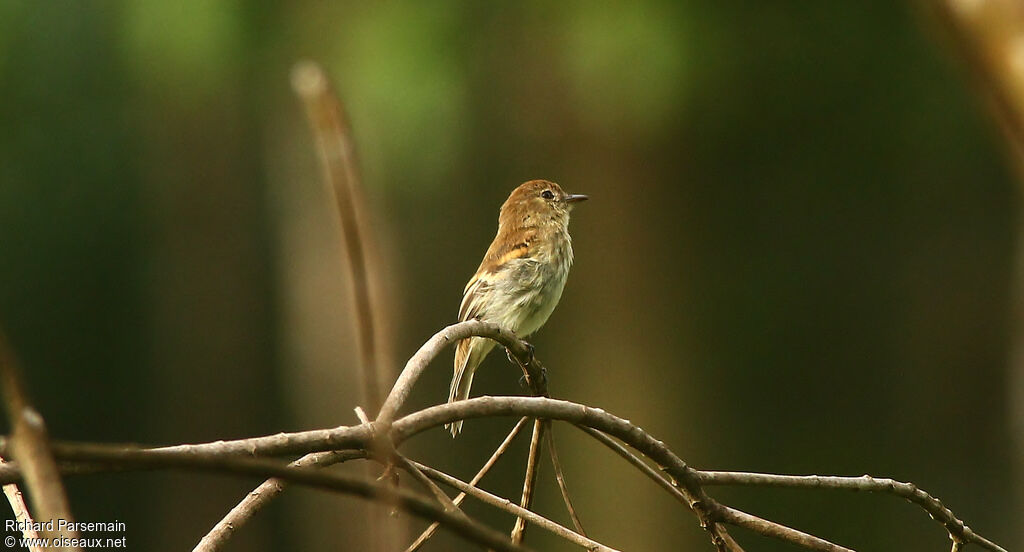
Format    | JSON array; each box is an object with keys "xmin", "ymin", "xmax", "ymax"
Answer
[{"xmin": 447, "ymin": 180, "xmax": 587, "ymax": 437}]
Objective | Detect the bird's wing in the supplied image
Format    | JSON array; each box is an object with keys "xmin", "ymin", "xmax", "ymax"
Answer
[
  {"xmin": 458, "ymin": 240, "xmax": 531, "ymax": 322},
  {"xmin": 458, "ymin": 275, "xmax": 489, "ymax": 322}
]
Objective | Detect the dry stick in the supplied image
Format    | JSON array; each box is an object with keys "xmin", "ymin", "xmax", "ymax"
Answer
[
  {"xmin": 574, "ymin": 426, "xmax": 749, "ymax": 551},
  {"xmin": 544, "ymin": 422, "xmax": 586, "ymax": 537},
  {"xmin": 292, "ymin": 58, "xmax": 397, "ymax": 552},
  {"xmin": 405, "ymin": 417, "xmax": 529, "ymax": 552},
  {"xmin": 0, "ymin": 455, "xmax": 42, "ymax": 552},
  {"xmin": 392, "ymin": 396, "xmax": 736, "ymax": 551},
  {"xmin": 408, "ymin": 459, "xmax": 620, "ymax": 552},
  {"xmin": 504, "ymin": 334, "xmax": 549, "ymax": 546},
  {"xmin": 510, "ymin": 419, "xmax": 545, "ymax": 544},
  {"xmin": 393, "ymin": 397, "xmax": 989, "ymax": 552},
  {"xmin": 696, "ymin": 471, "xmax": 1008, "ymax": 552},
  {"xmin": 0, "ymin": 393, "xmax": 1006, "ymax": 551},
  {"xmin": 293, "ymin": 60, "xmax": 383, "ymax": 414},
  {"xmin": 42, "ymin": 447, "xmax": 531, "ymax": 552},
  {"xmin": 711, "ymin": 506, "xmax": 854, "ymax": 552},
  {"xmin": 0, "ymin": 332, "xmax": 80, "ymax": 551},
  {"xmin": 391, "ymin": 454, "xmax": 464, "ymax": 517},
  {"xmin": 405, "ymin": 416, "xmax": 530, "ymax": 552},
  {"xmin": 197, "ymin": 60, "xmax": 394, "ymax": 552},
  {"xmin": 192, "ymin": 450, "xmax": 365, "ymax": 552}
]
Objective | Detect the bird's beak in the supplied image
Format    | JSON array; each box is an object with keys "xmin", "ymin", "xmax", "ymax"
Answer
[{"xmin": 563, "ymin": 194, "xmax": 589, "ymax": 204}]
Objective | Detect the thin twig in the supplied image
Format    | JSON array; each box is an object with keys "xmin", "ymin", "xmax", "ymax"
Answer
[
  {"xmin": 0, "ymin": 331, "xmax": 80, "ymax": 549},
  {"xmin": 294, "ymin": 59, "xmax": 399, "ymax": 552},
  {"xmin": 405, "ymin": 416, "xmax": 530, "ymax": 552},
  {"xmin": 575, "ymin": 426, "xmax": 745, "ymax": 551},
  {"xmin": 544, "ymin": 422, "xmax": 586, "ymax": 537},
  {"xmin": 0, "ymin": 455, "xmax": 42, "ymax": 552},
  {"xmin": 408, "ymin": 458, "xmax": 619, "ymax": 552},
  {"xmin": 199, "ymin": 60, "xmax": 394, "ymax": 552},
  {"xmin": 696, "ymin": 471, "xmax": 1008, "ymax": 552},
  {"xmin": 292, "ymin": 60, "xmax": 384, "ymax": 414},
  {"xmin": 712, "ymin": 505, "xmax": 854, "ymax": 552},
  {"xmin": 192, "ymin": 450, "xmax": 365, "ymax": 552},
  {"xmin": 510, "ymin": 419, "xmax": 545, "ymax": 544},
  {"xmin": 391, "ymin": 454, "xmax": 464, "ymax": 517}
]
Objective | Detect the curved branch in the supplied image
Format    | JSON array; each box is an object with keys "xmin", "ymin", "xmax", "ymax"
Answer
[
  {"xmin": 575, "ymin": 425, "xmax": 759, "ymax": 551},
  {"xmin": 696, "ymin": 471, "xmax": 1007, "ymax": 552},
  {"xmin": 37, "ymin": 447, "xmax": 530, "ymax": 552},
  {"xmin": 0, "ymin": 396, "xmax": 1006, "ymax": 552},
  {"xmin": 545, "ymin": 424, "xmax": 586, "ymax": 537},
  {"xmin": 292, "ymin": 61, "xmax": 384, "ymax": 414},
  {"xmin": 0, "ymin": 332, "xmax": 80, "ymax": 547},
  {"xmin": 192, "ymin": 450, "xmax": 364, "ymax": 552},
  {"xmin": 377, "ymin": 320, "xmax": 545, "ymax": 425}
]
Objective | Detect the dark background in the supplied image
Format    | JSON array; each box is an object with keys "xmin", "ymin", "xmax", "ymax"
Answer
[{"xmin": 0, "ymin": 2, "xmax": 1020, "ymax": 551}]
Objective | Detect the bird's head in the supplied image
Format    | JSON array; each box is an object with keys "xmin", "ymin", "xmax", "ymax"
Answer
[{"xmin": 499, "ymin": 180, "xmax": 588, "ymax": 230}]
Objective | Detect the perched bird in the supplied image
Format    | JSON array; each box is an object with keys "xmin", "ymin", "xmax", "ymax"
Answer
[{"xmin": 447, "ymin": 180, "xmax": 587, "ymax": 437}]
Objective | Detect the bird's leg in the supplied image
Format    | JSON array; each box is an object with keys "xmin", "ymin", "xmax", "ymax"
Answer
[
  {"xmin": 507, "ymin": 347, "xmax": 532, "ymax": 390},
  {"xmin": 509, "ymin": 343, "xmax": 546, "ymax": 392}
]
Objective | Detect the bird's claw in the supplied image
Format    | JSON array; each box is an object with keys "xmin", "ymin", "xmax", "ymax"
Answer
[
  {"xmin": 523, "ymin": 342, "xmax": 536, "ymax": 364},
  {"xmin": 518, "ymin": 364, "xmax": 547, "ymax": 392}
]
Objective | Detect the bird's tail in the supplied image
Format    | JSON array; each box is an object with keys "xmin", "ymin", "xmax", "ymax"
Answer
[{"xmin": 447, "ymin": 336, "xmax": 495, "ymax": 437}]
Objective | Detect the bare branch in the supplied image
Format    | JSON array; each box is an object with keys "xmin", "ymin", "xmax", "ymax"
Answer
[
  {"xmin": 0, "ymin": 455, "xmax": 42, "ymax": 552},
  {"xmin": 391, "ymin": 454, "xmax": 464, "ymax": 517},
  {"xmin": 291, "ymin": 60, "xmax": 384, "ymax": 414},
  {"xmin": 712, "ymin": 505, "xmax": 854, "ymax": 552},
  {"xmin": 405, "ymin": 416, "xmax": 530, "ymax": 552},
  {"xmin": 192, "ymin": 450, "xmax": 364, "ymax": 552},
  {"xmin": 377, "ymin": 320, "xmax": 545, "ymax": 426},
  {"xmin": 0, "ymin": 331, "xmax": 80, "ymax": 549},
  {"xmin": 37, "ymin": 446, "xmax": 530, "ymax": 552},
  {"xmin": 0, "ymin": 392, "xmax": 1006, "ymax": 552},
  {"xmin": 510, "ymin": 419, "xmax": 545, "ymax": 544},
  {"xmin": 545, "ymin": 423, "xmax": 586, "ymax": 537},
  {"xmin": 696, "ymin": 471, "xmax": 1008, "ymax": 552},
  {"xmin": 290, "ymin": 59, "xmax": 400, "ymax": 552},
  {"xmin": 408, "ymin": 458, "xmax": 619, "ymax": 552},
  {"xmin": 574, "ymin": 425, "xmax": 748, "ymax": 550}
]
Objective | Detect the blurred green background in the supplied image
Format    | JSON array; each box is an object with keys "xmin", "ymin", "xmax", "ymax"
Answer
[{"xmin": 0, "ymin": 1, "xmax": 1020, "ymax": 551}]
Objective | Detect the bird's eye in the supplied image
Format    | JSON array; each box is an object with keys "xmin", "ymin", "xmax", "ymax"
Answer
[{"xmin": 541, "ymin": 190, "xmax": 554, "ymax": 200}]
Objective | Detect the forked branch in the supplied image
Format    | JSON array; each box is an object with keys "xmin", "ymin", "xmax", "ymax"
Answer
[{"xmin": 0, "ymin": 392, "xmax": 1004, "ymax": 552}]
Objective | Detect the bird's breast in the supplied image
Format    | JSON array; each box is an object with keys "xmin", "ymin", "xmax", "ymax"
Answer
[{"xmin": 493, "ymin": 234, "xmax": 573, "ymax": 336}]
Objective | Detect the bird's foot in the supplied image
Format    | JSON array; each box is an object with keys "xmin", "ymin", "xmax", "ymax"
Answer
[{"xmin": 518, "ymin": 364, "xmax": 547, "ymax": 392}]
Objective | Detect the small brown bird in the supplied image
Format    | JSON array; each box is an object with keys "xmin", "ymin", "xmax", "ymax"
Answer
[{"xmin": 447, "ymin": 180, "xmax": 587, "ymax": 437}]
